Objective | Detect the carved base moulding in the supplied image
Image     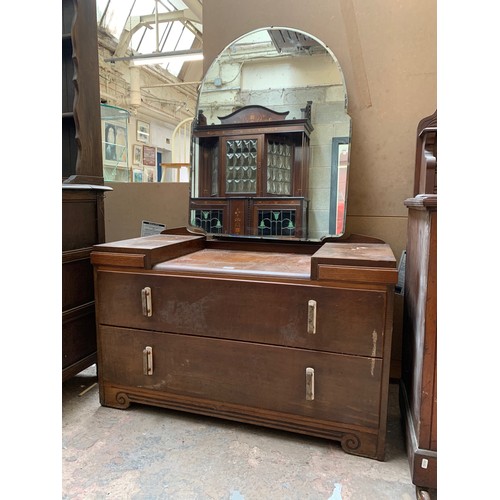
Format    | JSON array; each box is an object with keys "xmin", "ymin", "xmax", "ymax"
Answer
[{"xmin": 102, "ymin": 383, "xmax": 380, "ymax": 459}]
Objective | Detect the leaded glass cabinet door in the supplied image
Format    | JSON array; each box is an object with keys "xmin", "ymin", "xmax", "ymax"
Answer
[
  {"xmin": 221, "ymin": 135, "xmax": 262, "ymax": 196},
  {"xmin": 265, "ymin": 137, "xmax": 294, "ymax": 196}
]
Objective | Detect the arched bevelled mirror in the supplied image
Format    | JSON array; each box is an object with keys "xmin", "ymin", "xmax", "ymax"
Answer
[{"xmin": 190, "ymin": 27, "xmax": 351, "ymax": 241}]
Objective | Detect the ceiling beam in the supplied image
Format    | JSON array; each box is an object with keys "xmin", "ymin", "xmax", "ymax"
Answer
[
  {"xmin": 114, "ymin": 9, "xmax": 200, "ymax": 57},
  {"xmin": 181, "ymin": 0, "xmax": 202, "ymax": 23}
]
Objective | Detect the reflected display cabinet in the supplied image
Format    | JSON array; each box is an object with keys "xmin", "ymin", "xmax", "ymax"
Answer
[{"xmin": 191, "ymin": 103, "xmax": 312, "ymax": 238}]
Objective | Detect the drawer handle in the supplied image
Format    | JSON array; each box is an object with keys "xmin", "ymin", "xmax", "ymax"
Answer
[
  {"xmin": 141, "ymin": 287, "xmax": 153, "ymax": 317},
  {"xmin": 305, "ymin": 367, "xmax": 315, "ymax": 400},
  {"xmin": 143, "ymin": 346, "xmax": 153, "ymax": 375},
  {"xmin": 307, "ymin": 300, "xmax": 317, "ymax": 334}
]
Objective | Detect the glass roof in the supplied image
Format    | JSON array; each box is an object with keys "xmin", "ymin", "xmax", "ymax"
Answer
[{"xmin": 96, "ymin": 0, "xmax": 201, "ymax": 77}]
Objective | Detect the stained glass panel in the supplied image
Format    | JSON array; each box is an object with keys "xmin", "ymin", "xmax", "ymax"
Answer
[
  {"xmin": 192, "ymin": 209, "xmax": 224, "ymax": 234},
  {"xmin": 257, "ymin": 209, "xmax": 296, "ymax": 236}
]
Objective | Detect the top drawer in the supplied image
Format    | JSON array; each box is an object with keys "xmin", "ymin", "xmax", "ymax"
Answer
[{"xmin": 96, "ymin": 270, "xmax": 388, "ymax": 357}]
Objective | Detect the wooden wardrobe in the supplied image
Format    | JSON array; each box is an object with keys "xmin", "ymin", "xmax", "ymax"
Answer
[{"xmin": 400, "ymin": 110, "xmax": 437, "ymax": 494}]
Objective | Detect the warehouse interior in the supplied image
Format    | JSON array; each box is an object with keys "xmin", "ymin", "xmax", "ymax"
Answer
[{"xmin": 5, "ymin": 1, "xmax": 500, "ymax": 499}]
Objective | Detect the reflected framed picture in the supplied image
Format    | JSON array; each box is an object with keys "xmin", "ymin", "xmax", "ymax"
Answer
[
  {"xmin": 145, "ymin": 168, "xmax": 155, "ymax": 183},
  {"xmin": 142, "ymin": 145, "xmax": 156, "ymax": 167},
  {"xmin": 133, "ymin": 168, "xmax": 143, "ymax": 183},
  {"xmin": 104, "ymin": 122, "xmax": 127, "ymax": 162},
  {"xmin": 136, "ymin": 120, "xmax": 150, "ymax": 143},
  {"xmin": 132, "ymin": 144, "xmax": 142, "ymax": 165}
]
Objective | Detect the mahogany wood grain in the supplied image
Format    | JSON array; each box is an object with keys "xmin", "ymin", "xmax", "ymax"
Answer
[
  {"xmin": 62, "ymin": 0, "xmax": 105, "ymax": 381},
  {"xmin": 413, "ymin": 110, "xmax": 437, "ymax": 196},
  {"xmin": 96, "ymin": 270, "xmax": 387, "ymax": 358},
  {"xmin": 92, "ymin": 235, "xmax": 397, "ymax": 460},
  {"xmin": 93, "ymin": 234, "xmax": 206, "ymax": 269},
  {"xmin": 400, "ymin": 111, "xmax": 437, "ymax": 488}
]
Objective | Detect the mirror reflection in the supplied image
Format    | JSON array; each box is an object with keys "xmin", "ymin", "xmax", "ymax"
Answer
[{"xmin": 190, "ymin": 27, "xmax": 351, "ymax": 241}]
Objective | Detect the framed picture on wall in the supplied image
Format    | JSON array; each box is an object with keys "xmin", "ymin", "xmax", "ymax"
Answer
[
  {"xmin": 145, "ymin": 168, "xmax": 155, "ymax": 183},
  {"xmin": 132, "ymin": 144, "xmax": 142, "ymax": 165},
  {"xmin": 104, "ymin": 122, "xmax": 127, "ymax": 162},
  {"xmin": 136, "ymin": 120, "xmax": 150, "ymax": 143},
  {"xmin": 142, "ymin": 145, "xmax": 156, "ymax": 167},
  {"xmin": 133, "ymin": 167, "xmax": 143, "ymax": 183}
]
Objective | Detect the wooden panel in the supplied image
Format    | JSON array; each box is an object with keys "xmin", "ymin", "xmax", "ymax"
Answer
[
  {"xmin": 413, "ymin": 110, "xmax": 437, "ymax": 196},
  {"xmin": 154, "ymin": 248, "xmax": 311, "ymax": 278},
  {"xmin": 312, "ymin": 242, "xmax": 397, "ymax": 269},
  {"xmin": 62, "ymin": 192, "xmax": 99, "ymax": 251},
  {"xmin": 99, "ymin": 326, "xmax": 383, "ymax": 429},
  {"xmin": 62, "ymin": 116, "xmax": 77, "ymax": 179},
  {"xmin": 315, "ymin": 265, "xmax": 398, "ymax": 284},
  {"xmin": 62, "ymin": 257, "xmax": 94, "ymax": 311},
  {"xmin": 91, "ymin": 252, "xmax": 146, "ymax": 268},
  {"xmin": 62, "ymin": 304, "xmax": 97, "ymax": 372},
  {"xmin": 96, "ymin": 270, "xmax": 387, "ymax": 357},
  {"xmin": 93, "ymin": 234, "xmax": 206, "ymax": 269},
  {"xmin": 228, "ymin": 198, "xmax": 247, "ymax": 235},
  {"xmin": 401, "ymin": 193, "xmax": 437, "ymax": 488}
]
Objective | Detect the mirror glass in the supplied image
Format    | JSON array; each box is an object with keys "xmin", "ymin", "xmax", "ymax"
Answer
[{"xmin": 190, "ymin": 27, "xmax": 351, "ymax": 241}]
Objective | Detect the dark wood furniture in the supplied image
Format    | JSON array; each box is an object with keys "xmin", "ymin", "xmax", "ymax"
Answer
[
  {"xmin": 400, "ymin": 111, "xmax": 437, "ymax": 493},
  {"xmin": 91, "ymin": 233, "xmax": 398, "ymax": 460},
  {"xmin": 62, "ymin": 0, "xmax": 110, "ymax": 381},
  {"xmin": 412, "ymin": 110, "xmax": 437, "ymax": 196},
  {"xmin": 191, "ymin": 103, "xmax": 312, "ymax": 238}
]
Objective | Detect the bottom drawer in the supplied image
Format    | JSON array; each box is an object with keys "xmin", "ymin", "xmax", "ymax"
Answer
[{"xmin": 99, "ymin": 326, "xmax": 383, "ymax": 430}]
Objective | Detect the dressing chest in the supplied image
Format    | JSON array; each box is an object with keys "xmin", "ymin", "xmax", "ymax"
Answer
[{"xmin": 91, "ymin": 232, "xmax": 397, "ymax": 460}]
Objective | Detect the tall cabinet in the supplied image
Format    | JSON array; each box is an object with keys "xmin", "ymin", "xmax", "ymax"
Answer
[
  {"xmin": 400, "ymin": 111, "xmax": 437, "ymax": 496},
  {"xmin": 62, "ymin": 0, "xmax": 110, "ymax": 381}
]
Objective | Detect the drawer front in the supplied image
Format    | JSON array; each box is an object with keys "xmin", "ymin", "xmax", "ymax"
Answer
[
  {"xmin": 99, "ymin": 326, "xmax": 383, "ymax": 429},
  {"xmin": 96, "ymin": 270, "xmax": 386, "ymax": 357}
]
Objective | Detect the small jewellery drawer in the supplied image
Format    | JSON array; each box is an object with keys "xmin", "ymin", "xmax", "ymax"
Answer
[
  {"xmin": 99, "ymin": 326, "xmax": 383, "ymax": 429},
  {"xmin": 96, "ymin": 270, "xmax": 387, "ymax": 357}
]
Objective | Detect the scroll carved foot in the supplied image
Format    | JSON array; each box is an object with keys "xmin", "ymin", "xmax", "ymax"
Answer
[
  {"xmin": 114, "ymin": 392, "xmax": 131, "ymax": 409},
  {"xmin": 340, "ymin": 432, "xmax": 361, "ymax": 453},
  {"xmin": 101, "ymin": 386, "xmax": 132, "ymax": 409}
]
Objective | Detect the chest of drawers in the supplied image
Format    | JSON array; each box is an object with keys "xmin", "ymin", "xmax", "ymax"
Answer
[{"xmin": 91, "ymin": 233, "xmax": 397, "ymax": 460}]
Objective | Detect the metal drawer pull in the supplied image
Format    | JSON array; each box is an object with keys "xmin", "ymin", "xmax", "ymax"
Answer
[
  {"xmin": 141, "ymin": 287, "xmax": 152, "ymax": 317},
  {"xmin": 307, "ymin": 300, "xmax": 317, "ymax": 334},
  {"xmin": 143, "ymin": 346, "xmax": 153, "ymax": 375},
  {"xmin": 305, "ymin": 367, "xmax": 315, "ymax": 400}
]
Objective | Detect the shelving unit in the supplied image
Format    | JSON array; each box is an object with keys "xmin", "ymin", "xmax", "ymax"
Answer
[{"xmin": 62, "ymin": 0, "xmax": 111, "ymax": 381}]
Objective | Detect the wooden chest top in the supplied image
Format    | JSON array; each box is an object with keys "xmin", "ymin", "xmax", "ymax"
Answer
[{"xmin": 92, "ymin": 235, "xmax": 397, "ymax": 285}]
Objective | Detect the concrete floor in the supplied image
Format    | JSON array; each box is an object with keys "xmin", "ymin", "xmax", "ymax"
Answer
[{"xmin": 62, "ymin": 365, "xmax": 436, "ymax": 499}]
